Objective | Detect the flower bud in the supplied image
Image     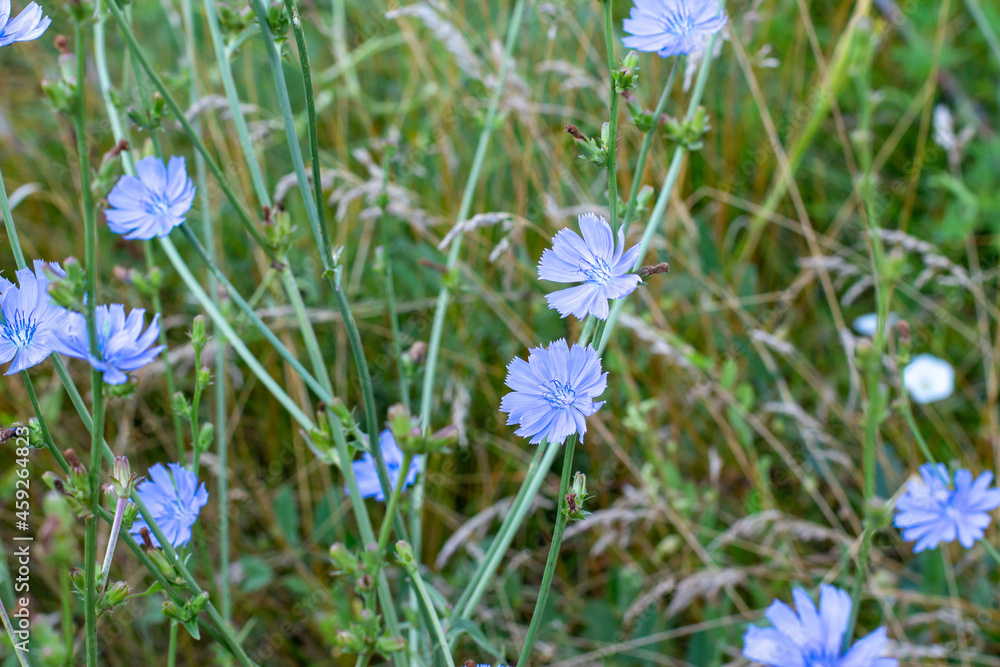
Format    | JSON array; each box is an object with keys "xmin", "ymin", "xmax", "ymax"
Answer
[
  {"xmin": 375, "ymin": 635, "xmax": 407, "ymax": 654},
  {"xmin": 111, "ymin": 456, "xmax": 140, "ymax": 499},
  {"xmin": 394, "ymin": 540, "xmax": 417, "ymax": 573},
  {"xmin": 102, "ymin": 580, "xmax": 130, "ymax": 607},
  {"xmin": 190, "ymin": 315, "xmax": 207, "ymax": 354},
  {"xmin": 329, "ymin": 542, "xmax": 361, "ymax": 575}
]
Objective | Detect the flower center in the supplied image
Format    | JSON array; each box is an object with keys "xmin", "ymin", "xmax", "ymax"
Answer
[
  {"xmin": 143, "ymin": 192, "xmax": 172, "ymax": 217},
  {"xmin": 544, "ymin": 380, "xmax": 577, "ymax": 408},
  {"xmin": 661, "ymin": 9, "xmax": 695, "ymax": 36},
  {"xmin": 803, "ymin": 648, "xmax": 838, "ymax": 667},
  {"xmin": 1, "ymin": 310, "xmax": 38, "ymax": 350},
  {"xmin": 580, "ymin": 257, "xmax": 612, "ymax": 285}
]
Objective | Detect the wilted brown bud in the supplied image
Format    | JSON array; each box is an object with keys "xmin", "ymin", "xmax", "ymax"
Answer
[
  {"xmin": 638, "ymin": 262, "xmax": 670, "ymax": 278},
  {"xmin": 138, "ymin": 527, "xmax": 155, "ymax": 550},
  {"xmin": 895, "ymin": 320, "xmax": 910, "ymax": 344},
  {"xmin": 565, "ymin": 124, "xmax": 587, "ymax": 141},
  {"xmin": 63, "ymin": 448, "xmax": 84, "ymax": 473},
  {"xmin": 54, "ymin": 35, "xmax": 69, "ymax": 55}
]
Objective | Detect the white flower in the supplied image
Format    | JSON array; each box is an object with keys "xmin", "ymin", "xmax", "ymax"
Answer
[
  {"xmin": 852, "ymin": 312, "xmax": 899, "ymax": 338},
  {"xmin": 903, "ymin": 354, "xmax": 955, "ymax": 404}
]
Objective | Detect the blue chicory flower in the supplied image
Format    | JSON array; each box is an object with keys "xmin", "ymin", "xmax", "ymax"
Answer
[
  {"xmin": 347, "ymin": 430, "xmax": 421, "ymax": 502},
  {"xmin": 0, "ymin": 0, "xmax": 51, "ymax": 48},
  {"xmin": 499, "ymin": 338, "xmax": 607, "ymax": 445},
  {"xmin": 59, "ymin": 303, "xmax": 165, "ymax": 384},
  {"xmin": 129, "ymin": 462, "xmax": 208, "ymax": 548},
  {"xmin": 742, "ymin": 584, "xmax": 897, "ymax": 667},
  {"xmin": 622, "ymin": 0, "xmax": 727, "ymax": 58},
  {"xmin": 894, "ymin": 463, "xmax": 1000, "ymax": 552},
  {"xmin": 537, "ymin": 213, "xmax": 641, "ymax": 321},
  {"xmin": 105, "ymin": 156, "xmax": 196, "ymax": 240},
  {"xmin": 0, "ymin": 260, "xmax": 67, "ymax": 375}
]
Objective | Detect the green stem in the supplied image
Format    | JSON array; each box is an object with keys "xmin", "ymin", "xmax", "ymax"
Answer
[
  {"xmin": 73, "ymin": 18, "xmax": 106, "ymax": 667},
  {"xmin": 405, "ymin": 562, "xmax": 456, "ymax": 667},
  {"xmin": 597, "ymin": 38, "xmax": 720, "ymax": 356},
  {"xmin": 177, "ymin": 225, "xmax": 330, "ymax": 402},
  {"xmin": 0, "ymin": 595, "xmax": 29, "ymax": 667},
  {"xmin": 284, "ymin": 0, "xmax": 329, "ymax": 239},
  {"xmin": 333, "ymin": 279, "xmax": 409, "ymax": 542},
  {"xmin": 418, "ymin": 0, "xmax": 527, "ymax": 432},
  {"xmin": 329, "ymin": 416, "xmax": 405, "ymax": 667},
  {"xmin": 981, "ymin": 540, "xmax": 1000, "ymax": 568},
  {"xmin": 249, "ymin": 0, "xmax": 399, "ymax": 512},
  {"xmin": 159, "ymin": 236, "xmax": 316, "ymax": 430},
  {"xmin": 200, "ymin": 0, "xmax": 272, "ymax": 208},
  {"xmin": 514, "ymin": 436, "xmax": 576, "ymax": 667},
  {"xmin": 603, "ymin": 0, "xmax": 620, "ymax": 231},
  {"xmin": 61, "ymin": 568, "xmax": 73, "ymax": 665},
  {"xmin": 376, "ymin": 452, "xmax": 414, "ymax": 556},
  {"xmin": 844, "ymin": 526, "xmax": 874, "ymax": 646},
  {"xmin": 377, "ymin": 148, "xmax": 410, "ymax": 410},
  {"xmin": 900, "ymin": 383, "xmax": 939, "ymax": 469},
  {"xmin": 280, "ymin": 264, "xmax": 334, "ymax": 395},
  {"xmin": 248, "ymin": 0, "xmax": 323, "ymax": 249},
  {"xmin": 451, "ymin": 441, "xmax": 558, "ymax": 623},
  {"xmin": 847, "ymin": 46, "xmax": 892, "ymax": 649},
  {"xmin": 619, "ymin": 60, "xmax": 679, "ymax": 240},
  {"xmin": 100, "ymin": 497, "xmax": 128, "ymax": 591},
  {"xmin": 168, "ymin": 621, "xmax": 179, "ymax": 667}
]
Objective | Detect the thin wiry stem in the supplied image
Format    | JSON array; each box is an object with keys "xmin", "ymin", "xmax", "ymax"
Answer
[
  {"xmin": 597, "ymin": 35, "xmax": 722, "ymax": 356},
  {"xmin": 73, "ymin": 18, "xmax": 105, "ymax": 667}
]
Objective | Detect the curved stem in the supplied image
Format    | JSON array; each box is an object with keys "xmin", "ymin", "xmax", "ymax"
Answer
[{"xmin": 406, "ymin": 564, "xmax": 456, "ymax": 667}]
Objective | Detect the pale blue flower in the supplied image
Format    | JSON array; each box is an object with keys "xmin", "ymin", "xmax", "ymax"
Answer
[
  {"xmin": 59, "ymin": 304, "xmax": 164, "ymax": 384},
  {"xmin": 743, "ymin": 585, "xmax": 897, "ymax": 667},
  {"xmin": 902, "ymin": 354, "xmax": 954, "ymax": 404},
  {"xmin": 129, "ymin": 462, "xmax": 208, "ymax": 548},
  {"xmin": 622, "ymin": 0, "xmax": 727, "ymax": 58},
  {"xmin": 894, "ymin": 463, "xmax": 1000, "ymax": 552},
  {"xmin": 347, "ymin": 430, "xmax": 421, "ymax": 502},
  {"xmin": 537, "ymin": 213, "xmax": 640, "ymax": 320},
  {"xmin": 0, "ymin": 0, "xmax": 51, "ymax": 48},
  {"xmin": 852, "ymin": 312, "xmax": 899, "ymax": 338},
  {"xmin": 499, "ymin": 339, "xmax": 606, "ymax": 445},
  {"xmin": 105, "ymin": 156, "xmax": 195, "ymax": 240},
  {"xmin": 0, "ymin": 260, "xmax": 67, "ymax": 375}
]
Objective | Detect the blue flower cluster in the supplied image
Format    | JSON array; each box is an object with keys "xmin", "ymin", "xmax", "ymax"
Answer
[{"xmin": 0, "ymin": 154, "xmax": 195, "ymax": 381}]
